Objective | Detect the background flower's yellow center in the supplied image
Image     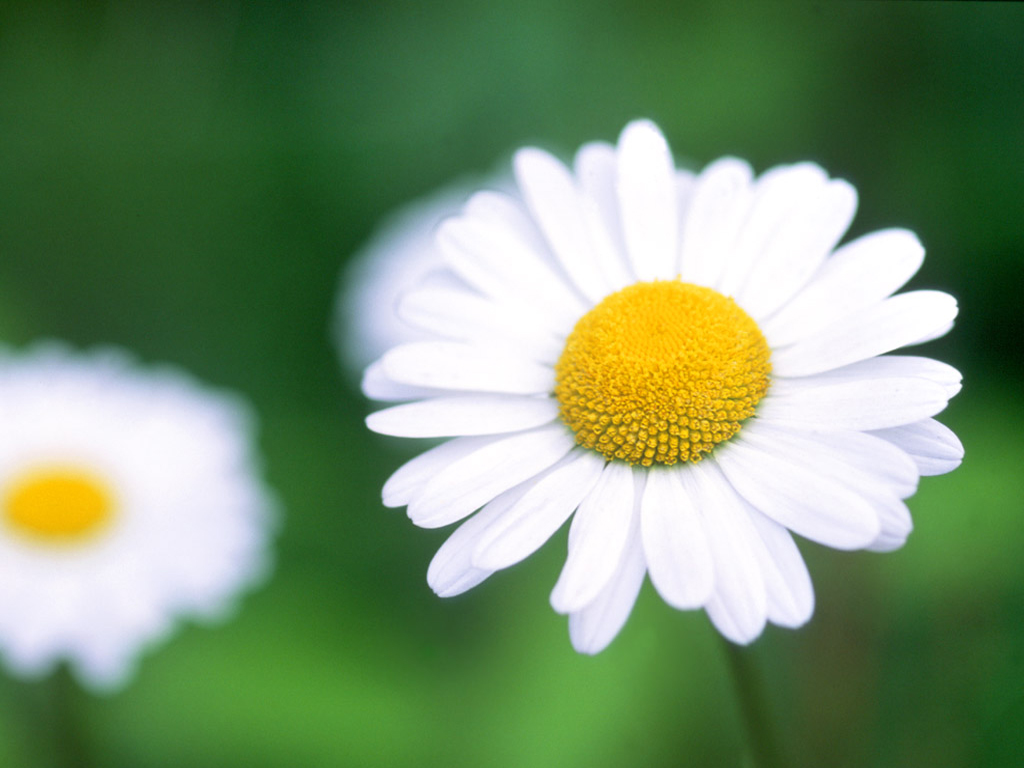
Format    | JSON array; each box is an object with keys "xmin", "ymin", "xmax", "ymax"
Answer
[
  {"xmin": 555, "ymin": 280, "xmax": 771, "ymax": 466},
  {"xmin": 3, "ymin": 467, "xmax": 116, "ymax": 543}
]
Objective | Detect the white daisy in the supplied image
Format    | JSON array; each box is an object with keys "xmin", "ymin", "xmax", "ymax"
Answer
[
  {"xmin": 362, "ymin": 119, "xmax": 963, "ymax": 653},
  {"xmin": 0, "ymin": 344, "xmax": 276, "ymax": 690}
]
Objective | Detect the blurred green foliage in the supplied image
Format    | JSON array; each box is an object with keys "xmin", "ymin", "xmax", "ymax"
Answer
[{"xmin": 0, "ymin": 1, "xmax": 1021, "ymax": 766}]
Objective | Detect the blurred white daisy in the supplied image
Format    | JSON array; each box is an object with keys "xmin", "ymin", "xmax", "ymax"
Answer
[
  {"xmin": 0, "ymin": 344, "xmax": 276, "ymax": 691},
  {"xmin": 362, "ymin": 119, "xmax": 963, "ymax": 653},
  {"xmin": 335, "ymin": 175, "xmax": 512, "ymax": 374}
]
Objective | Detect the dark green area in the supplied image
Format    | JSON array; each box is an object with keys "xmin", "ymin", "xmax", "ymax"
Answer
[{"xmin": 0, "ymin": 1, "xmax": 1021, "ymax": 766}]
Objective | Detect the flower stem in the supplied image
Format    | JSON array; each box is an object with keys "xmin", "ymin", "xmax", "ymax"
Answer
[
  {"xmin": 720, "ymin": 638, "xmax": 785, "ymax": 768},
  {"xmin": 12, "ymin": 667, "xmax": 96, "ymax": 768},
  {"xmin": 49, "ymin": 666, "xmax": 94, "ymax": 768}
]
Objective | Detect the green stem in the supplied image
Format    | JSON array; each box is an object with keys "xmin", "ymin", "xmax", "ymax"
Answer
[
  {"xmin": 720, "ymin": 638, "xmax": 785, "ymax": 768},
  {"xmin": 49, "ymin": 666, "xmax": 94, "ymax": 768},
  {"xmin": 11, "ymin": 666, "xmax": 96, "ymax": 768}
]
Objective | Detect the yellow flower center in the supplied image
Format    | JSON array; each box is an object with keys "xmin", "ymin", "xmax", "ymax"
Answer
[
  {"xmin": 3, "ymin": 467, "xmax": 116, "ymax": 543},
  {"xmin": 555, "ymin": 280, "xmax": 771, "ymax": 466}
]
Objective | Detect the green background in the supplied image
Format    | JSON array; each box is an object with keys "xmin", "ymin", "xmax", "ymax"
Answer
[{"xmin": 1, "ymin": 1, "xmax": 1021, "ymax": 766}]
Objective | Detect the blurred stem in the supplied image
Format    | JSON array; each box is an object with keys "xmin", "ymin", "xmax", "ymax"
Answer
[
  {"xmin": 15, "ymin": 667, "xmax": 96, "ymax": 768},
  {"xmin": 720, "ymin": 639, "xmax": 784, "ymax": 768},
  {"xmin": 49, "ymin": 666, "xmax": 94, "ymax": 768}
]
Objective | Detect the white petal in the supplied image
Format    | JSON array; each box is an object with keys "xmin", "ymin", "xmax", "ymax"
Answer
[
  {"xmin": 398, "ymin": 286, "xmax": 564, "ymax": 364},
  {"xmin": 743, "ymin": 506, "xmax": 814, "ymax": 627},
  {"xmin": 472, "ymin": 449, "xmax": 606, "ymax": 570},
  {"xmin": 427, "ymin": 486, "xmax": 526, "ymax": 597},
  {"xmin": 573, "ymin": 141, "xmax": 632, "ymax": 282},
  {"xmin": 782, "ymin": 355, "xmax": 962, "ymax": 399},
  {"xmin": 716, "ymin": 163, "xmax": 827, "ymax": 297},
  {"xmin": 551, "ymin": 460, "xmax": 634, "ymax": 613},
  {"xmin": 762, "ymin": 228, "xmax": 925, "ymax": 347},
  {"xmin": 460, "ymin": 190, "xmax": 582, "ymax": 313},
  {"xmin": 869, "ymin": 418, "xmax": 964, "ymax": 476},
  {"xmin": 362, "ymin": 360, "xmax": 448, "ymax": 402},
  {"xmin": 616, "ymin": 120, "xmax": 679, "ymax": 281},
  {"xmin": 436, "ymin": 207, "xmax": 585, "ymax": 333},
  {"xmin": 381, "ymin": 341, "xmax": 554, "ymax": 395},
  {"xmin": 568, "ymin": 488, "xmax": 646, "ymax": 655},
  {"xmin": 678, "ymin": 158, "xmax": 754, "ymax": 288},
  {"xmin": 367, "ymin": 395, "xmax": 559, "ymax": 438},
  {"xmin": 866, "ymin": 498, "xmax": 913, "ymax": 553},
  {"xmin": 338, "ymin": 187, "xmax": 470, "ymax": 372},
  {"xmin": 715, "ymin": 435, "xmax": 881, "ymax": 550},
  {"xmin": 429, "ymin": 561, "xmax": 492, "ymax": 598},
  {"xmin": 770, "ymin": 290, "xmax": 959, "ymax": 377},
  {"xmin": 514, "ymin": 148, "xmax": 618, "ymax": 303},
  {"xmin": 381, "ymin": 435, "xmax": 495, "ymax": 508},
  {"xmin": 407, "ymin": 424, "xmax": 575, "ymax": 528},
  {"xmin": 687, "ymin": 462, "xmax": 767, "ymax": 644},
  {"xmin": 735, "ymin": 179, "xmax": 857, "ymax": 320},
  {"xmin": 576, "ymin": 198, "xmax": 634, "ymax": 293},
  {"xmin": 851, "ymin": 478, "xmax": 915, "ymax": 552},
  {"xmin": 914, "ymin": 320, "xmax": 955, "ymax": 346},
  {"xmin": 462, "ymin": 188, "xmax": 550, "ymax": 251},
  {"xmin": 757, "ymin": 376, "xmax": 951, "ymax": 431},
  {"xmin": 741, "ymin": 419, "xmax": 919, "ymax": 499},
  {"xmin": 462, "ymin": 188, "xmax": 540, "ymax": 231},
  {"xmin": 640, "ymin": 467, "xmax": 714, "ymax": 609},
  {"xmin": 673, "ymin": 170, "xmax": 698, "ymax": 256},
  {"xmin": 73, "ymin": 643, "xmax": 136, "ymax": 693}
]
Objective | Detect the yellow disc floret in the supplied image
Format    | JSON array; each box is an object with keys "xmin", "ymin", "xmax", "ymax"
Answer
[
  {"xmin": 555, "ymin": 280, "xmax": 771, "ymax": 466},
  {"xmin": 3, "ymin": 466, "xmax": 116, "ymax": 543}
]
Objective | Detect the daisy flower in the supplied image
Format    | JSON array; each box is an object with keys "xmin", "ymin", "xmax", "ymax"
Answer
[
  {"xmin": 362, "ymin": 119, "xmax": 963, "ymax": 653},
  {"xmin": 0, "ymin": 344, "xmax": 276, "ymax": 690}
]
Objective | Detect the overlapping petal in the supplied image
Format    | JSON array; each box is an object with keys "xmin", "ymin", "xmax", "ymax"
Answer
[
  {"xmin": 367, "ymin": 395, "xmax": 559, "ymax": 438},
  {"xmin": 551, "ymin": 460, "xmax": 635, "ymax": 614},
  {"xmin": 406, "ymin": 424, "xmax": 575, "ymax": 528}
]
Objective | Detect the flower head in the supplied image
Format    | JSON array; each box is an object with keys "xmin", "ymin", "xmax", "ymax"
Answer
[
  {"xmin": 362, "ymin": 120, "xmax": 963, "ymax": 652},
  {"xmin": 0, "ymin": 344, "xmax": 276, "ymax": 690}
]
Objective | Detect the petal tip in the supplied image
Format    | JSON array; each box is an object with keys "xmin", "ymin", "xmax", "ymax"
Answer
[{"xmin": 620, "ymin": 117, "xmax": 664, "ymax": 140}]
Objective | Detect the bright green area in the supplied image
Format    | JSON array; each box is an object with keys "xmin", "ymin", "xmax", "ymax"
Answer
[{"xmin": 0, "ymin": 1, "xmax": 1021, "ymax": 766}]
